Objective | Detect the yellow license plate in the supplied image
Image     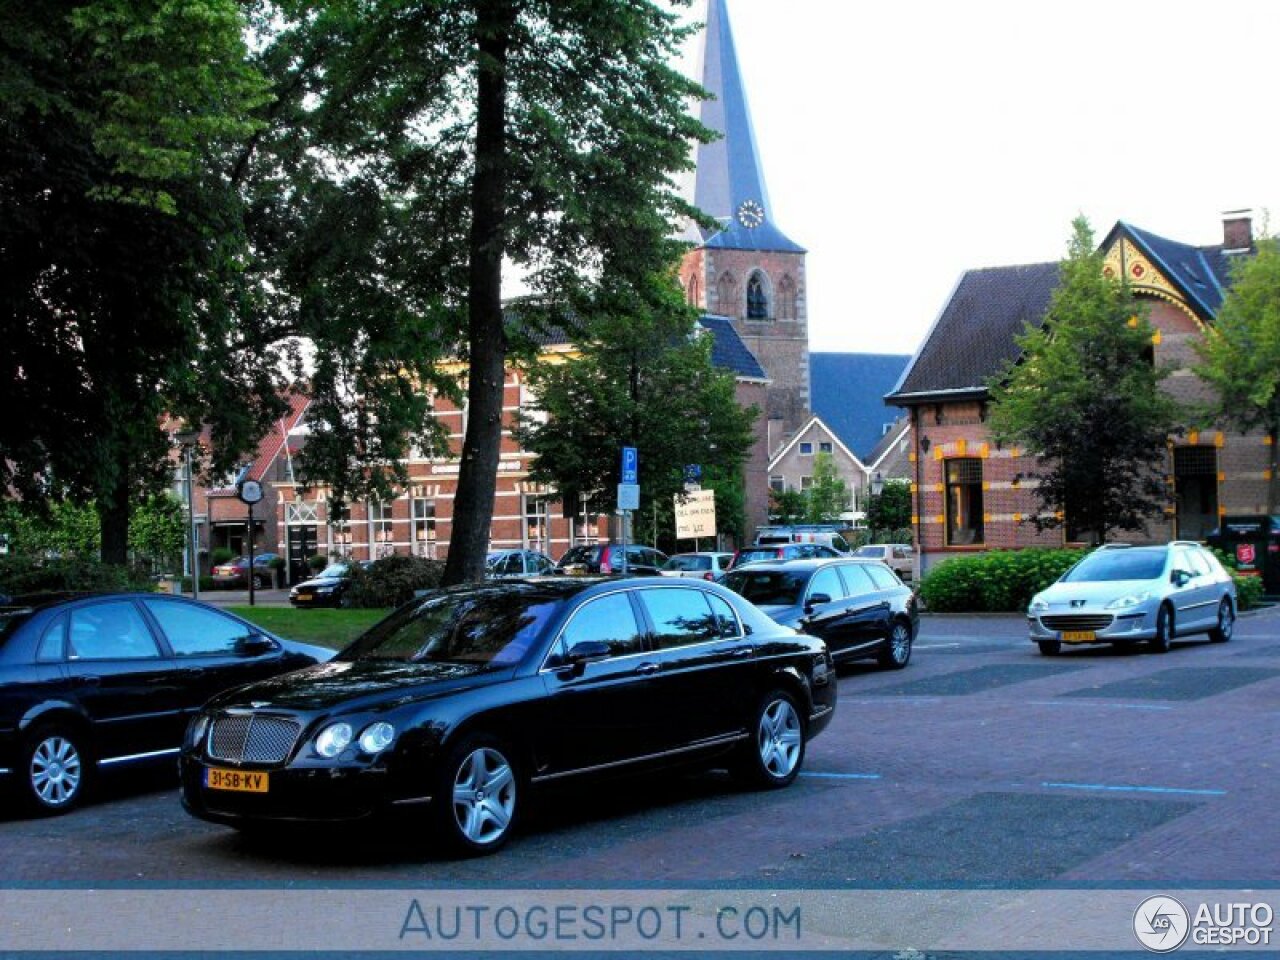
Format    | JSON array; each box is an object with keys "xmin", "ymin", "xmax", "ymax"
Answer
[
  {"xmin": 295, "ymin": 594, "xmax": 312, "ymax": 602},
  {"xmin": 1061, "ymin": 630, "xmax": 1096, "ymax": 643},
  {"xmin": 206, "ymin": 767, "xmax": 269, "ymax": 793}
]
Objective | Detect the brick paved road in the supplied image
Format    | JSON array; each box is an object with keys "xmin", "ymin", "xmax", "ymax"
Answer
[{"xmin": 1, "ymin": 608, "xmax": 1277, "ymax": 888}]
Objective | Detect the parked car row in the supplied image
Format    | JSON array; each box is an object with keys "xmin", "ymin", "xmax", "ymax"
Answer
[
  {"xmin": 2, "ymin": 537, "xmax": 1235, "ymax": 857},
  {"xmin": 0, "ymin": 577, "xmax": 844, "ymax": 857}
]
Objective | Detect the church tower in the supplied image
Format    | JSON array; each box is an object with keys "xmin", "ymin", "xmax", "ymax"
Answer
[{"xmin": 680, "ymin": 0, "xmax": 810, "ymax": 453}]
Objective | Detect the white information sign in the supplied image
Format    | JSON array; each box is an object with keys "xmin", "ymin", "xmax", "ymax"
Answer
[
  {"xmin": 617, "ymin": 483, "xmax": 640, "ymax": 512},
  {"xmin": 674, "ymin": 489, "xmax": 716, "ymax": 539}
]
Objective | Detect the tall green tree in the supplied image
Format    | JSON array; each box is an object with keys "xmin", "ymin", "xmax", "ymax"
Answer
[
  {"xmin": 264, "ymin": 0, "xmax": 710, "ymax": 584},
  {"xmin": 0, "ymin": 0, "xmax": 282, "ymax": 562},
  {"xmin": 513, "ymin": 276, "xmax": 756, "ymax": 550},
  {"xmin": 1192, "ymin": 235, "xmax": 1280, "ymax": 512},
  {"xmin": 987, "ymin": 217, "xmax": 1182, "ymax": 542},
  {"xmin": 865, "ymin": 478, "xmax": 912, "ymax": 538},
  {"xmin": 802, "ymin": 452, "xmax": 849, "ymax": 524}
]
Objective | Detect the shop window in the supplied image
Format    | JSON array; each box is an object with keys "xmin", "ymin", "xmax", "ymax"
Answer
[{"xmin": 945, "ymin": 458, "xmax": 984, "ymax": 545}]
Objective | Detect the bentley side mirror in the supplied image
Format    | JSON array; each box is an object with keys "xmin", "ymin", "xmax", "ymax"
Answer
[
  {"xmin": 804, "ymin": 592, "xmax": 832, "ymax": 614},
  {"xmin": 562, "ymin": 640, "xmax": 612, "ymax": 672},
  {"xmin": 236, "ymin": 635, "xmax": 277, "ymax": 657}
]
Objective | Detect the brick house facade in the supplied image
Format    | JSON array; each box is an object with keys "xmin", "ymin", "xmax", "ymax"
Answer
[{"xmin": 888, "ymin": 215, "xmax": 1266, "ymax": 572}]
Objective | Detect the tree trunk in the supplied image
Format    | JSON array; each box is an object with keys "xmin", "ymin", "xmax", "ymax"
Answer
[
  {"xmin": 99, "ymin": 454, "xmax": 131, "ymax": 566},
  {"xmin": 442, "ymin": 0, "xmax": 515, "ymax": 587}
]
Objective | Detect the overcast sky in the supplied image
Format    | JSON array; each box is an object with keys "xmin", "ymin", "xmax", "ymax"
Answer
[{"xmin": 699, "ymin": 0, "xmax": 1280, "ymax": 357}]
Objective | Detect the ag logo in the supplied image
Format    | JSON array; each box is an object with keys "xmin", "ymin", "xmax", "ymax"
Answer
[{"xmin": 1134, "ymin": 895, "xmax": 1190, "ymax": 952}]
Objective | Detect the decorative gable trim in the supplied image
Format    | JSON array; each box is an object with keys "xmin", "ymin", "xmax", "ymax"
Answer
[
  {"xmin": 768, "ymin": 416, "xmax": 867, "ymax": 473},
  {"xmin": 1102, "ymin": 235, "xmax": 1204, "ymax": 329}
]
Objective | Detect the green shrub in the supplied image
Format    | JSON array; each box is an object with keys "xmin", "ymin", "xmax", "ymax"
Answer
[
  {"xmin": 919, "ymin": 548, "xmax": 1085, "ymax": 613},
  {"xmin": 1232, "ymin": 572, "xmax": 1264, "ymax": 611},
  {"xmin": 307, "ymin": 553, "xmax": 329, "ymax": 572},
  {"xmin": 0, "ymin": 555, "xmax": 154, "ymax": 596},
  {"xmin": 211, "ymin": 547, "xmax": 236, "ymax": 565},
  {"xmin": 180, "ymin": 575, "xmax": 216, "ymax": 592},
  {"xmin": 346, "ymin": 555, "xmax": 446, "ymax": 609}
]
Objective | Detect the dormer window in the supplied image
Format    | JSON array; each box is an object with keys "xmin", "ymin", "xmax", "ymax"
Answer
[{"xmin": 746, "ymin": 271, "xmax": 770, "ymax": 320}]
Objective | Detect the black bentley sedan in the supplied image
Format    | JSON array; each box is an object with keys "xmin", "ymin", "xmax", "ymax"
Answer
[
  {"xmin": 181, "ymin": 577, "xmax": 837, "ymax": 854},
  {"xmin": 721, "ymin": 558, "xmax": 919, "ymax": 669},
  {"xmin": 0, "ymin": 593, "xmax": 331, "ymax": 813}
]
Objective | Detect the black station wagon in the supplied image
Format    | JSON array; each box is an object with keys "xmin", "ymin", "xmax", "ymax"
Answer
[{"xmin": 180, "ymin": 577, "xmax": 837, "ymax": 855}]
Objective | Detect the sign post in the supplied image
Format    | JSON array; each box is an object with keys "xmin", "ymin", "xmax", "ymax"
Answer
[{"xmin": 618, "ymin": 448, "xmax": 639, "ymax": 575}]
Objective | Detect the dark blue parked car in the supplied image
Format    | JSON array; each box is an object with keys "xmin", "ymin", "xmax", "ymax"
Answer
[{"xmin": 721, "ymin": 558, "xmax": 918, "ymax": 669}]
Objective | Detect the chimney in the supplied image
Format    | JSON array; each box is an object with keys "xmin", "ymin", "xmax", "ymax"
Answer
[{"xmin": 1222, "ymin": 209, "xmax": 1253, "ymax": 252}]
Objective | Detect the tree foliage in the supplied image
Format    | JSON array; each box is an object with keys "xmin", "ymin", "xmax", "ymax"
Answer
[
  {"xmin": 237, "ymin": 0, "xmax": 711, "ymax": 584},
  {"xmin": 0, "ymin": 0, "xmax": 284, "ymax": 562},
  {"xmin": 514, "ymin": 279, "xmax": 756, "ymax": 550},
  {"xmin": 865, "ymin": 478, "xmax": 912, "ymax": 537},
  {"xmin": 987, "ymin": 217, "xmax": 1182, "ymax": 542},
  {"xmin": 802, "ymin": 452, "xmax": 848, "ymax": 524},
  {"xmin": 1192, "ymin": 235, "xmax": 1280, "ymax": 511}
]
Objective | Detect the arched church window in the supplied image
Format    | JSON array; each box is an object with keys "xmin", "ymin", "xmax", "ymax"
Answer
[
  {"xmin": 716, "ymin": 272, "xmax": 737, "ymax": 314},
  {"xmin": 686, "ymin": 273, "xmax": 700, "ymax": 307},
  {"xmin": 777, "ymin": 275, "xmax": 797, "ymax": 320},
  {"xmin": 746, "ymin": 270, "xmax": 770, "ymax": 320}
]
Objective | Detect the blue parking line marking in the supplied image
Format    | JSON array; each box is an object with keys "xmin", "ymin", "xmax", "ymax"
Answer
[
  {"xmin": 800, "ymin": 772, "xmax": 882, "ymax": 781},
  {"xmin": 1042, "ymin": 781, "xmax": 1226, "ymax": 797},
  {"xmin": 1027, "ymin": 700, "xmax": 1174, "ymax": 711}
]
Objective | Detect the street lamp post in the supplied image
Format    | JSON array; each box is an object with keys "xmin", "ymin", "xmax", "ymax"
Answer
[{"xmin": 175, "ymin": 429, "xmax": 202, "ymax": 600}]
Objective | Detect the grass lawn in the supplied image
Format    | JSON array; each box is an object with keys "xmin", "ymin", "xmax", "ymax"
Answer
[{"xmin": 229, "ymin": 606, "xmax": 389, "ymax": 650}]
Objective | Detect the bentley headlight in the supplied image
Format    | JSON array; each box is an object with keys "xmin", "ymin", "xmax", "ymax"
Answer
[
  {"xmin": 358, "ymin": 722, "xmax": 396, "ymax": 754},
  {"xmin": 1106, "ymin": 592, "xmax": 1152, "ymax": 610},
  {"xmin": 315, "ymin": 722, "xmax": 353, "ymax": 758},
  {"xmin": 186, "ymin": 713, "xmax": 210, "ymax": 749}
]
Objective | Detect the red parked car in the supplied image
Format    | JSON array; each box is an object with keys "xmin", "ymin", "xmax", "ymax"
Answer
[{"xmin": 211, "ymin": 553, "xmax": 280, "ymax": 590}]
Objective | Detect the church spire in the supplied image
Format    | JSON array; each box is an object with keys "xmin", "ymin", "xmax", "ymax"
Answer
[{"xmin": 692, "ymin": 0, "xmax": 803, "ymax": 253}]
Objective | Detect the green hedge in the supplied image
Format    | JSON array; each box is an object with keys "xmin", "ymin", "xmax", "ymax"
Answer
[
  {"xmin": 0, "ymin": 556, "xmax": 155, "ymax": 596},
  {"xmin": 919, "ymin": 548, "xmax": 1085, "ymax": 613},
  {"xmin": 1232, "ymin": 573, "xmax": 1264, "ymax": 611},
  {"xmin": 346, "ymin": 555, "xmax": 446, "ymax": 609}
]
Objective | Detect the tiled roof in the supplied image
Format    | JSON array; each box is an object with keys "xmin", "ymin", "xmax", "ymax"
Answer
[
  {"xmin": 810, "ymin": 352, "xmax": 912, "ymax": 459},
  {"xmin": 698, "ymin": 315, "xmax": 768, "ymax": 379},
  {"xmin": 507, "ymin": 307, "xmax": 766, "ymax": 381},
  {"xmin": 864, "ymin": 415, "xmax": 910, "ymax": 468},
  {"xmin": 888, "ymin": 262, "xmax": 1061, "ymax": 402},
  {"xmin": 245, "ymin": 393, "xmax": 309, "ymax": 484},
  {"xmin": 1111, "ymin": 222, "xmax": 1233, "ymax": 320}
]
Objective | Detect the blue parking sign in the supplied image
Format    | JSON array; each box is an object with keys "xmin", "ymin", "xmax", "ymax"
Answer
[{"xmin": 621, "ymin": 447, "xmax": 638, "ymax": 484}]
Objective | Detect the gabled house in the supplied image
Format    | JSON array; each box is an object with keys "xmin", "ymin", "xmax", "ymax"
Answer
[
  {"xmin": 767, "ymin": 416, "xmax": 865, "ymax": 519},
  {"xmin": 887, "ymin": 212, "xmax": 1261, "ymax": 572}
]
